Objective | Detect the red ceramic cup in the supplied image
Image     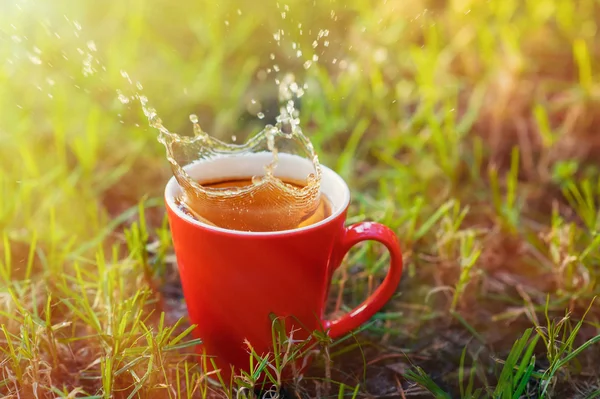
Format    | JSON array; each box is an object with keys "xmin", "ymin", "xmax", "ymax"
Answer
[{"xmin": 164, "ymin": 153, "xmax": 403, "ymax": 380}]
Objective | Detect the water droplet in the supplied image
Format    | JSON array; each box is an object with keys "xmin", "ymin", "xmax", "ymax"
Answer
[
  {"xmin": 317, "ymin": 29, "xmax": 329, "ymax": 38},
  {"xmin": 257, "ymin": 112, "xmax": 265, "ymax": 119},
  {"xmin": 87, "ymin": 40, "xmax": 97, "ymax": 52},
  {"xmin": 324, "ymin": 40, "xmax": 329, "ymax": 47},
  {"xmin": 74, "ymin": 21, "xmax": 82, "ymax": 30},
  {"xmin": 82, "ymin": 53, "xmax": 95, "ymax": 76},
  {"xmin": 281, "ymin": 12, "xmax": 286, "ymax": 19},
  {"xmin": 270, "ymin": 53, "xmax": 275, "ymax": 60},
  {"xmin": 76, "ymin": 48, "xmax": 84, "ymax": 55},
  {"xmin": 54, "ymin": 32, "xmax": 61, "ymax": 39},
  {"xmin": 251, "ymin": 99, "xmax": 256, "ymax": 104},
  {"xmin": 231, "ymin": 135, "xmax": 237, "ymax": 142},
  {"xmin": 48, "ymin": 93, "xmax": 53, "ymax": 99},
  {"xmin": 117, "ymin": 91, "xmax": 130, "ymax": 104},
  {"xmin": 11, "ymin": 35, "xmax": 21, "ymax": 43},
  {"xmin": 33, "ymin": 46, "xmax": 42, "ymax": 54},
  {"xmin": 312, "ymin": 40, "xmax": 318, "ymax": 48},
  {"xmin": 224, "ymin": 20, "xmax": 229, "ymax": 26},
  {"xmin": 136, "ymin": 82, "xmax": 143, "ymax": 90},
  {"xmin": 28, "ymin": 54, "xmax": 42, "ymax": 65},
  {"xmin": 273, "ymin": 65, "xmax": 280, "ymax": 72},
  {"xmin": 237, "ymin": 8, "xmax": 242, "ymax": 15},
  {"xmin": 312, "ymin": 54, "xmax": 318, "ymax": 62},
  {"xmin": 189, "ymin": 114, "xmax": 199, "ymax": 124},
  {"xmin": 296, "ymin": 50, "xmax": 302, "ymax": 57},
  {"xmin": 120, "ymin": 70, "xmax": 132, "ymax": 84},
  {"xmin": 332, "ymin": 58, "xmax": 337, "ymax": 64},
  {"xmin": 303, "ymin": 60, "xmax": 312, "ymax": 69},
  {"xmin": 46, "ymin": 78, "xmax": 55, "ymax": 86}
]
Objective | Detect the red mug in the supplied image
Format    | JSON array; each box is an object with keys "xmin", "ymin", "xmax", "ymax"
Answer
[{"xmin": 164, "ymin": 153, "xmax": 403, "ymax": 381}]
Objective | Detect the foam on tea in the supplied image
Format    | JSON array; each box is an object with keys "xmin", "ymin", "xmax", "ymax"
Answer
[{"xmin": 139, "ymin": 75, "xmax": 324, "ymax": 232}]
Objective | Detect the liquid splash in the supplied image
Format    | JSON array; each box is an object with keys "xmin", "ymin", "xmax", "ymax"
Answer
[
  {"xmin": 138, "ymin": 73, "xmax": 323, "ymax": 232},
  {"xmin": 128, "ymin": 4, "xmax": 333, "ymax": 231}
]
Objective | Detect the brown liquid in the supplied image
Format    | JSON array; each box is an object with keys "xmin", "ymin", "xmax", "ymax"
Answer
[{"xmin": 177, "ymin": 177, "xmax": 332, "ymax": 232}]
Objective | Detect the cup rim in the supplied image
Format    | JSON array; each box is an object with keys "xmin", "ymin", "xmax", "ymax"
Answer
[{"xmin": 164, "ymin": 155, "xmax": 350, "ymax": 236}]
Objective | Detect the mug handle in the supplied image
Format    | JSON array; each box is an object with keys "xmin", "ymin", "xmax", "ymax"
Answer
[{"xmin": 323, "ymin": 221, "xmax": 403, "ymax": 339}]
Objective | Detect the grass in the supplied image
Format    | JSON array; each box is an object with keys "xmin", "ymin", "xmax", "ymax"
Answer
[{"xmin": 2, "ymin": 0, "xmax": 600, "ymax": 397}]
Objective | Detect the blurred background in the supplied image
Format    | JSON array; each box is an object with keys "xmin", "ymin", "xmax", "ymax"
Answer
[{"xmin": 1, "ymin": 0, "xmax": 600, "ymax": 397}]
